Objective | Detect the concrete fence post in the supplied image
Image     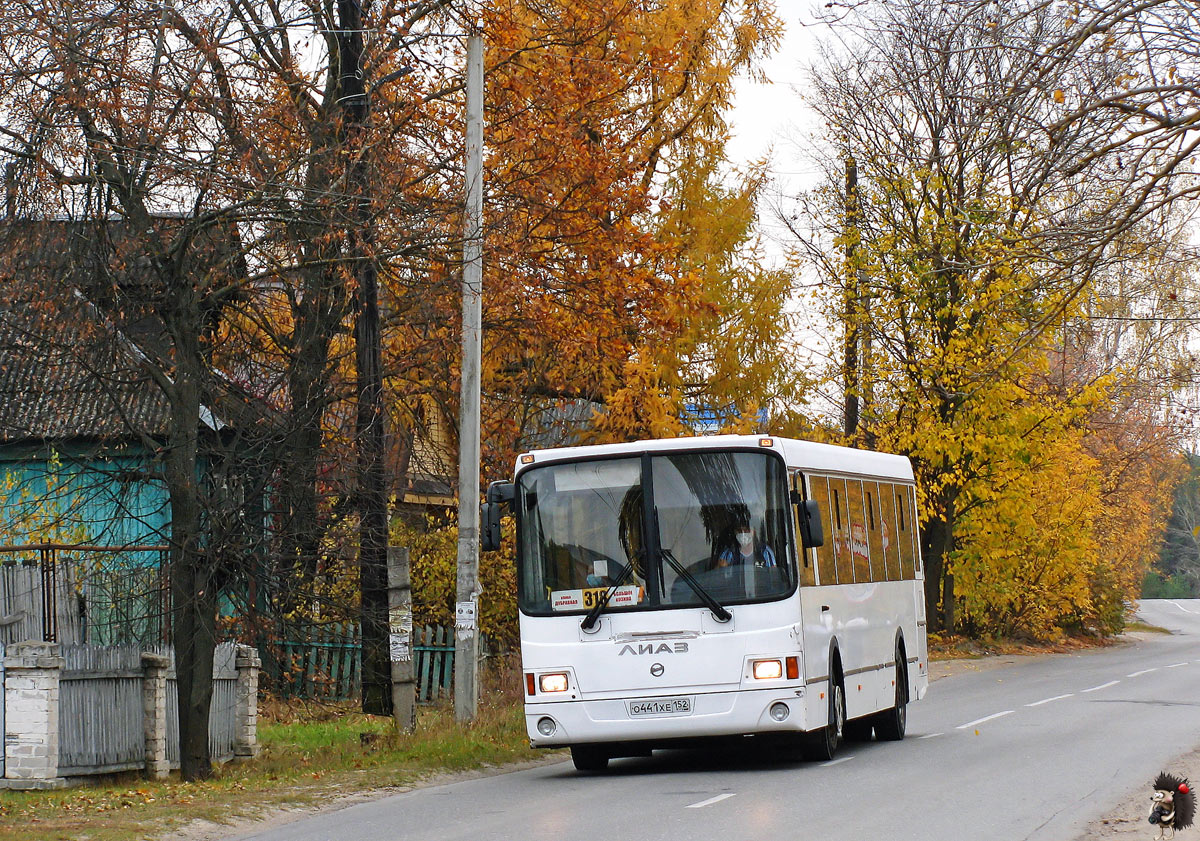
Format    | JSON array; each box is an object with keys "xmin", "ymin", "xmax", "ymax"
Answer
[
  {"xmin": 141, "ymin": 652, "xmax": 171, "ymax": 780},
  {"xmin": 2, "ymin": 640, "xmax": 66, "ymax": 789},
  {"xmin": 233, "ymin": 645, "xmax": 261, "ymax": 761}
]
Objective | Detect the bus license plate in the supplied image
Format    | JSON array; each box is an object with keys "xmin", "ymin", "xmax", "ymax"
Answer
[{"xmin": 628, "ymin": 696, "xmax": 693, "ymax": 717}]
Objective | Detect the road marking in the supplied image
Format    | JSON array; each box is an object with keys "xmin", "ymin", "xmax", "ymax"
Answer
[
  {"xmin": 1025, "ymin": 693, "xmax": 1073, "ymax": 707},
  {"xmin": 1167, "ymin": 662, "xmax": 1189, "ymax": 669},
  {"xmin": 1128, "ymin": 668, "xmax": 1159, "ymax": 677},
  {"xmin": 820, "ymin": 756, "xmax": 854, "ymax": 767},
  {"xmin": 919, "ymin": 732, "xmax": 944, "ymax": 740},
  {"xmin": 1082, "ymin": 680, "xmax": 1120, "ymax": 693},
  {"xmin": 686, "ymin": 793, "xmax": 735, "ymax": 809},
  {"xmin": 956, "ymin": 711, "xmax": 1014, "ymax": 729},
  {"xmin": 1168, "ymin": 600, "xmax": 1199, "ymax": 614}
]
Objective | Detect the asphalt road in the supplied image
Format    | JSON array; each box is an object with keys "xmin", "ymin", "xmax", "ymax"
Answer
[{"xmin": 233, "ymin": 599, "xmax": 1200, "ymax": 841}]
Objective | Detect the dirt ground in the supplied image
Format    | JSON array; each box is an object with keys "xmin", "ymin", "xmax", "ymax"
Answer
[{"xmin": 1084, "ymin": 745, "xmax": 1200, "ymax": 839}]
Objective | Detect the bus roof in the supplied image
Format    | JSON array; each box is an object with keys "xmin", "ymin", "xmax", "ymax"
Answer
[{"xmin": 515, "ymin": 434, "xmax": 915, "ymax": 483}]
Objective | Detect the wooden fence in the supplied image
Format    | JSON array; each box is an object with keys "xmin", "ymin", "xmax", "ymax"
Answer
[
  {"xmin": 58, "ymin": 641, "xmax": 239, "ymax": 776},
  {"xmin": 275, "ymin": 623, "xmax": 360, "ymax": 701},
  {"xmin": 274, "ymin": 624, "xmax": 455, "ymax": 703},
  {"xmin": 414, "ymin": 625, "xmax": 455, "ymax": 703}
]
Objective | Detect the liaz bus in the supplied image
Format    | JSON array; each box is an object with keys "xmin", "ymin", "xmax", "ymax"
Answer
[{"xmin": 481, "ymin": 434, "xmax": 929, "ymax": 771}]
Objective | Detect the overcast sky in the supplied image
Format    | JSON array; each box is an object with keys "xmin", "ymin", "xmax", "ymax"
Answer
[{"xmin": 724, "ymin": 7, "xmax": 831, "ymax": 265}]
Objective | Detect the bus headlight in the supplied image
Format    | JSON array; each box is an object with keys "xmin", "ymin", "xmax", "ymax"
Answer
[
  {"xmin": 752, "ymin": 659, "xmax": 784, "ymax": 680},
  {"xmin": 539, "ymin": 672, "xmax": 570, "ymax": 693}
]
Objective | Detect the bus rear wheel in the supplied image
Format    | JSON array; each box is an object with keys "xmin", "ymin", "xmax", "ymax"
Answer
[
  {"xmin": 571, "ymin": 745, "xmax": 610, "ymax": 772},
  {"xmin": 874, "ymin": 650, "xmax": 907, "ymax": 741}
]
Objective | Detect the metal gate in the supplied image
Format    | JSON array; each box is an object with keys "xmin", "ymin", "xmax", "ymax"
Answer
[{"xmin": 1, "ymin": 641, "xmax": 6, "ymax": 777}]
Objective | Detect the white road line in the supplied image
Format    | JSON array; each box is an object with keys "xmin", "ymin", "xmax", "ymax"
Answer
[
  {"xmin": 1128, "ymin": 668, "xmax": 1159, "ymax": 677},
  {"xmin": 1167, "ymin": 662, "xmax": 1189, "ymax": 669},
  {"xmin": 1168, "ymin": 600, "xmax": 1199, "ymax": 614},
  {"xmin": 686, "ymin": 793, "xmax": 735, "ymax": 809},
  {"xmin": 820, "ymin": 756, "xmax": 855, "ymax": 767},
  {"xmin": 1082, "ymin": 680, "xmax": 1120, "ymax": 693},
  {"xmin": 919, "ymin": 733, "xmax": 944, "ymax": 740},
  {"xmin": 956, "ymin": 710, "xmax": 1014, "ymax": 729},
  {"xmin": 1025, "ymin": 693, "xmax": 1074, "ymax": 707}
]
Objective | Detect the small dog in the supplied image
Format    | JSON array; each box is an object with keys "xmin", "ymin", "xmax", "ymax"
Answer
[{"xmin": 1150, "ymin": 772, "xmax": 1195, "ymax": 840}]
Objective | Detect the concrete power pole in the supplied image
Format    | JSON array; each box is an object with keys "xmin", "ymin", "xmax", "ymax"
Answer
[
  {"xmin": 454, "ymin": 29, "xmax": 484, "ymax": 724},
  {"xmin": 843, "ymin": 156, "xmax": 861, "ymax": 442}
]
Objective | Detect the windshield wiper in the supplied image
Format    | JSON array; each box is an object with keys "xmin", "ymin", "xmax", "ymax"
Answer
[
  {"xmin": 580, "ymin": 557, "xmax": 637, "ymax": 631},
  {"xmin": 661, "ymin": 548, "xmax": 731, "ymax": 623}
]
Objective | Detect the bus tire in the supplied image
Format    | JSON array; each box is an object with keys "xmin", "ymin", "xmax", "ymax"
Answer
[
  {"xmin": 806, "ymin": 679, "xmax": 845, "ymax": 761},
  {"xmin": 874, "ymin": 648, "xmax": 907, "ymax": 741},
  {"xmin": 571, "ymin": 745, "xmax": 610, "ymax": 772}
]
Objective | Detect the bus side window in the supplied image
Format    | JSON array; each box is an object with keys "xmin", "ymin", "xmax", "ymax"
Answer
[
  {"xmin": 865, "ymin": 483, "xmax": 887, "ymax": 582},
  {"xmin": 909, "ymin": 485, "xmax": 923, "ymax": 576},
  {"xmin": 898, "ymin": 485, "xmax": 917, "ymax": 580},
  {"xmin": 879, "ymin": 482, "xmax": 902, "ymax": 581},
  {"xmin": 846, "ymin": 480, "xmax": 871, "ymax": 583},
  {"xmin": 803, "ymin": 475, "xmax": 831, "ymax": 586},
  {"xmin": 828, "ymin": 477, "xmax": 850, "ymax": 585}
]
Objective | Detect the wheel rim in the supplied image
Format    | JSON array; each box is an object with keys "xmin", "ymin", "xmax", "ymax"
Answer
[{"xmin": 833, "ymin": 684, "xmax": 845, "ymax": 740}]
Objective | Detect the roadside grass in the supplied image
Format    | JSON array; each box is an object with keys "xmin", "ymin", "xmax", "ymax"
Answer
[
  {"xmin": 927, "ymin": 625, "xmax": 1155, "ymax": 661},
  {"xmin": 0, "ymin": 664, "xmax": 550, "ymax": 841},
  {"xmin": 1124, "ymin": 620, "xmax": 1172, "ymax": 634}
]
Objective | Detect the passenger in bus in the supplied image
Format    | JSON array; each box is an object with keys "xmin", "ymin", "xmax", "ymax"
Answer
[
  {"xmin": 615, "ymin": 487, "xmax": 647, "ymax": 585},
  {"xmin": 716, "ymin": 517, "xmax": 776, "ymax": 568}
]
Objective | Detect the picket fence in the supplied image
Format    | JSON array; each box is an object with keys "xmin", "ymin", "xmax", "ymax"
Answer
[{"xmin": 275, "ymin": 624, "xmax": 455, "ymax": 703}]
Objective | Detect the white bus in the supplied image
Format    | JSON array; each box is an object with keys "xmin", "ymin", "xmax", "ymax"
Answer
[{"xmin": 481, "ymin": 434, "xmax": 929, "ymax": 771}]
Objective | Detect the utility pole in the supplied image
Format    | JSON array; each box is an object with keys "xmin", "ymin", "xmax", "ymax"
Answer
[
  {"xmin": 454, "ymin": 27, "xmax": 484, "ymax": 724},
  {"xmin": 843, "ymin": 156, "xmax": 860, "ymax": 441},
  {"xmin": 388, "ymin": 546, "xmax": 416, "ymax": 732}
]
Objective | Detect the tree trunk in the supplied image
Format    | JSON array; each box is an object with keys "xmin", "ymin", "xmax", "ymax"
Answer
[
  {"xmin": 164, "ymin": 317, "xmax": 217, "ymax": 781},
  {"xmin": 920, "ymin": 496, "xmax": 957, "ymax": 635},
  {"xmin": 277, "ymin": 282, "xmax": 336, "ymax": 600},
  {"xmin": 337, "ymin": 0, "xmax": 392, "ymax": 716}
]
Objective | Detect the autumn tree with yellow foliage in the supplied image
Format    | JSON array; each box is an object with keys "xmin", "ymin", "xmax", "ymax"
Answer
[
  {"xmin": 470, "ymin": 0, "xmax": 792, "ymax": 452},
  {"xmin": 790, "ymin": 0, "xmax": 1195, "ymax": 638}
]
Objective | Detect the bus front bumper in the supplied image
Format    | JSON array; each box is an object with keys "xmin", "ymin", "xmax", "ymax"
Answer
[{"xmin": 525, "ymin": 686, "xmax": 811, "ymax": 747}]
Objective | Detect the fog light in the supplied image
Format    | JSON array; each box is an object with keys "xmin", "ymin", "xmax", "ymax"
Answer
[
  {"xmin": 752, "ymin": 659, "xmax": 783, "ymax": 680},
  {"xmin": 540, "ymin": 672, "xmax": 569, "ymax": 693},
  {"xmin": 770, "ymin": 702, "xmax": 790, "ymax": 722},
  {"xmin": 537, "ymin": 717, "xmax": 557, "ymax": 737}
]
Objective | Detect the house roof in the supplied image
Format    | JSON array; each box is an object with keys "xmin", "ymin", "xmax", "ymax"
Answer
[
  {"xmin": 0, "ymin": 216, "xmax": 247, "ymax": 445},
  {"xmin": 0, "ymin": 296, "xmax": 174, "ymax": 442}
]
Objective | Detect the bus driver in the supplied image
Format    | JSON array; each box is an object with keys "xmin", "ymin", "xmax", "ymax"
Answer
[{"xmin": 716, "ymin": 514, "xmax": 777, "ymax": 569}]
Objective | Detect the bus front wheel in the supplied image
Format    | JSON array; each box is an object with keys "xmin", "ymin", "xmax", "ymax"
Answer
[
  {"xmin": 571, "ymin": 745, "xmax": 610, "ymax": 772},
  {"xmin": 807, "ymin": 680, "xmax": 845, "ymax": 761}
]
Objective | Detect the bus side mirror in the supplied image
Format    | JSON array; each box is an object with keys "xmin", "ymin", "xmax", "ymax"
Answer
[
  {"xmin": 799, "ymin": 499, "xmax": 824, "ymax": 549},
  {"xmin": 481, "ymin": 502, "xmax": 502, "ymax": 552},
  {"xmin": 481, "ymin": 481, "xmax": 514, "ymax": 553}
]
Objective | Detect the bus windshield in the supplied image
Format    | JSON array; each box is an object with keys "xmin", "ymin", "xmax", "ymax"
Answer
[{"xmin": 517, "ymin": 450, "xmax": 795, "ymax": 616}]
